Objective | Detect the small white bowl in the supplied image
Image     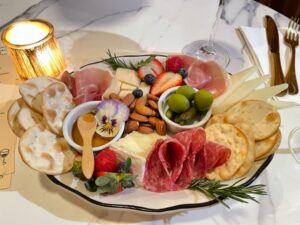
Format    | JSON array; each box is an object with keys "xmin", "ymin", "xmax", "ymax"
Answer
[
  {"xmin": 158, "ymin": 86, "xmax": 212, "ymax": 133},
  {"xmin": 63, "ymin": 101, "xmax": 125, "ymax": 152}
]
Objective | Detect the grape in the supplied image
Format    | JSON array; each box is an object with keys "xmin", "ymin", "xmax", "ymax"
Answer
[
  {"xmin": 194, "ymin": 89, "xmax": 213, "ymax": 111},
  {"xmin": 167, "ymin": 94, "xmax": 190, "ymax": 113},
  {"xmin": 176, "ymin": 85, "xmax": 196, "ymax": 101}
]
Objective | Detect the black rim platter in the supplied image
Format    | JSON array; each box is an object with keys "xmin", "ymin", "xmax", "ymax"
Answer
[{"xmin": 47, "ymin": 54, "xmax": 274, "ymax": 213}]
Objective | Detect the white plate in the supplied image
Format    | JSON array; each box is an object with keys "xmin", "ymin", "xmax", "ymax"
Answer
[{"xmin": 47, "ymin": 54, "xmax": 275, "ymax": 214}]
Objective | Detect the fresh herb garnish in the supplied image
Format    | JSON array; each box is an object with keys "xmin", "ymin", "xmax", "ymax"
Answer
[
  {"xmin": 95, "ymin": 172, "xmax": 136, "ymax": 194},
  {"xmin": 188, "ymin": 178, "xmax": 267, "ymax": 208},
  {"xmin": 103, "ymin": 49, "xmax": 155, "ymax": 71},
  {"xmin": 117, "ymin": 157, "xmax": 132, "ymax": 173}
]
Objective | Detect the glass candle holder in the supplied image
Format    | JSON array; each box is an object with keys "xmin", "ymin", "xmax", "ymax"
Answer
[{"xmin": 1, "ymin": 19, "xmax": 65, "ymax": 79}]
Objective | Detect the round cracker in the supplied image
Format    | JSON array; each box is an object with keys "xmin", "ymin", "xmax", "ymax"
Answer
[
  {"xmin": 224, "ymin": 100, "xmax": 280, "ymax": 141},
  {"xmin": 18, "ymin": 124, "xmax": 75, "ymax": 175},
  {"xmin": 205, "ymin": 123, "xmax": 248, "ymax": 180},
  {"xmin": 42, "ymin": 82, "xmax": 74, "ymax": 135},
  {"xmin": 205, "ymin": 114, "xmax": 225, "ymax": 127},
  {"xmin": 19, "ymin": 77, "xmax": 58, "ymax": 113},
  {"xmin": 7, "ymin": 98, "xmax": 28, "ymax": 137},
  {"xmin": 255, "ymin": 130, "xmax": 279, "ymax": 159},
  {"xmin": 232, "ymin": 129, "xmax": 255, "ymax": 179},
  {"xmin": 255, "ymin": 130, "xmax": 281, "ymax": 161},
  {"xmin": 17, "ymin": 107, "xmax": 44, "ymax": 130}
]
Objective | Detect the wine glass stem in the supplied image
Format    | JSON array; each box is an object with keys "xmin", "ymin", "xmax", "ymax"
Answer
[{"xmin": 201, "ymin": 0, "xmax": 225, "ymax": 55}]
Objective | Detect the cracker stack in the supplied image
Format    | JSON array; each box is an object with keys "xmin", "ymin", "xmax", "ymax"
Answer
[
  {"xmin": 205, "ymin": 100, "xmax": 281, "ymax": 180},
  {"xmin": 8, "ymin": 77, "xmax": 75, "ymax": 175}
]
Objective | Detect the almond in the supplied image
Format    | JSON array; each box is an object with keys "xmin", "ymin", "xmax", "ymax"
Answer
[
  {"xmin": 129, "ymin": 99, "xmax": 136, "ymax": 111},
  {"xmin": 130, "ymin": 112, "xmax": 148, "ymax": 122},
  {"xmin": 147, "ymin": 93, "xmax": 159, "ymax": 101},
  {"xmin": 138, "ymin": 126, "xmax": 154, "ymax": 134},
  {"xmin": 155, "ymin": 120, "xmax": 167, "ymax": 136},
  {"xmin": 147, "ymin": 100, "xmax": 158, "ymax": 110},
  {"xmin": 125, "ymin": 120, "xmax": 139, "ymax": 133},
  {"xmin": 135, "ymin": 97, "xmax": 155, "ymax": 116},
  {"xmin": 109, "ymin": 93, "xmax": 120, "ymax": 101},
  {"xmin": 122, "ymin": 93, "xmax": 135, "ymax": 106},
  {"xmin": 148, "ymin": 117, "xmax": 160, "ymax": 126}
]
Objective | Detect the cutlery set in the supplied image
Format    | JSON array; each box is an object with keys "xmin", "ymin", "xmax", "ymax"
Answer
[{"xmin": 265, "ymin": 16, "xmax": 299, "ymax": 96}]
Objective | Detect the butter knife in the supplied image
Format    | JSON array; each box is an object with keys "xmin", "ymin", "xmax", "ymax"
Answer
[{"xmin": 265, "ymin": 15, "xmax": 287, "ymax": 96}]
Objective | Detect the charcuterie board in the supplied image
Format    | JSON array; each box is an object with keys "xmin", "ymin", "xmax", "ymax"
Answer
[{"xmin": 8, "ymin": 53, "xmax": 284, "ymax": 214}]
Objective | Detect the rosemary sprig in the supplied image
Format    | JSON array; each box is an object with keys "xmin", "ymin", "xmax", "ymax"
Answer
[
  {"xmin": 103, "ymin": 49, "xmax": 155, "ymax": 71},
  {"xmin": 188, "ymin": 178, "xmax": 267, "ymax": 208}
]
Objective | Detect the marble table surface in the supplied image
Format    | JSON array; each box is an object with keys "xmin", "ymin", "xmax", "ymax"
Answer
[{"xmin": 0, "ymin": 0, "xmax": 300, "ymax": 224}]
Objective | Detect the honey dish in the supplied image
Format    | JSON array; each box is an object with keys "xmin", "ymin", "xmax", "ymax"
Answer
[{"xmin": 63, "ymin": 101, "xmax": 125, "ymax": 152}]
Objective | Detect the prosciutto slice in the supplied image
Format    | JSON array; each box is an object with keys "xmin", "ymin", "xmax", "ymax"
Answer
[
  {"xmin": 61, "ymin": 68, "xmax": 112, "ymax": 105},
  {"xmin": 185, "ymin": 60, "xmax": 228, "ymax": 98},
  {"xmin": 143, "ymin": 128, "xmax": 231, "ymax": 192}
]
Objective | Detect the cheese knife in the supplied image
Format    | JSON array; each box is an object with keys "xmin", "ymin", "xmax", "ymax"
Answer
[{"xmin": 265, "ymin": 15, "xmax": 288, "ymax": 96}]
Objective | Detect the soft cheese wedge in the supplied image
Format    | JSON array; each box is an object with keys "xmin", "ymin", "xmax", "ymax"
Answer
[{"xmin": 110, "ymin": 131, "xmax": 167, "ymax": 185}]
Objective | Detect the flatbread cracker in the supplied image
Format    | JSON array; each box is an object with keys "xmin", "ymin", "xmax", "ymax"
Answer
[
  {"xmin": 19, "ymin": 124, "xmax": 75, "ymax": 175},
  {"xmin": 256, "ymin": 130, "xmax": 281, "ymax": 161},
  {"xmin": 19, "ymin": 77, "xmax": 58, "ymax": 113},
  {"xmin": 205, "ymin": 123, "xmax": 248, "ymax": 180},
  {"xmin": 255, "ymin": 131, "xmax": 279, "ymax": 159},
  {"xmin": 205, "ymin": 114, "xmax": 225, "ymax": 127},
  {"xmin": 224, "ymin": 100, "xmax": 280, "ymax": 141},
  {"xmin": 43, "ymin": 82, "xmax": 74, "ymax": 135}
]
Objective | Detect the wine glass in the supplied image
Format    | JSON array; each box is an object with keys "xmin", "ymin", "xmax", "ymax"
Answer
[
  {"xmin": 288, "ymin": 127, "xmax": 300, "ymax": 164},
  {"xmin": 182, "ymin": 0, "xmax": 230, "ymax": 68}
]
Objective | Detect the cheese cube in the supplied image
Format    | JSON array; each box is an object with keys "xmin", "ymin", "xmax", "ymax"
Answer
[
  {"xmin": 121, "ymin": 82, "xmax": 136, "ymax": 91},
  {"xmin": 139, "ymin": 82, "xmax": 150, "ymax": 96},
  {"xmin": 116, "ymin": 68, "xmax": 140, "ymax": 87}
]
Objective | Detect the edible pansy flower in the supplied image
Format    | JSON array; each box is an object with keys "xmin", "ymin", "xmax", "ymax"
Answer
[{"xmin": 95, "ymin": 100, "xmax": 129, "ymax": 138}]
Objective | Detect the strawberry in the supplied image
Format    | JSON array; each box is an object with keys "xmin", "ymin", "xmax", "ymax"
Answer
[
  {"xmin": 166, "ymin": 56, "xmax": 184, "ymax": 73},
  {"xmin": 94, "ymin": 148, "xmax": 118, "ymax": 173},
  {"xmin": 150, "ymin": 72, "xmax": 183, "ymax": 96},
  {"xmin": 137, "ymin": 58, "xmax": 165, "ymax": 80}
]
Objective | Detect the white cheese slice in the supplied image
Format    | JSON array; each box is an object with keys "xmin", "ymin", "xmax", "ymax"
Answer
[
  {"xmin": 213, "ymin": 75, "xmax": 269, "ymax": 114},
  {"xmin": 116, "ymin": 68, "xmax": 141, "ymax": 87},
  {"xmin": 243, "ymin": 83, "xmax": 288, "ymax": 101},
  {"xmin": 139, "ymin": 82, "xmax": 150, "ymax": 96},
  {"xmin": 110, "ymin": 131, "xmax": 168, "ymax": 185},
  {"xmin": 212, "ymin": 66, "xmax": 257, "ymax": 111}
]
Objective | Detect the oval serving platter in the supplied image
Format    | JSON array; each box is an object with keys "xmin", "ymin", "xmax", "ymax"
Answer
[{"xmin": 47, "ymin": 54, "xmax": 275, "ymax": 214}]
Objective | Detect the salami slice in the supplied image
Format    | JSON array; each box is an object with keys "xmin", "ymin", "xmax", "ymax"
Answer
[{"xmin": 143, "ymin": 139, "xmax": 188, "ymax": 192}]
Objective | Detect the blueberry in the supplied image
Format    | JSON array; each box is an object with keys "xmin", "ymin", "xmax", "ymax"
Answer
[
  {"xmin": 132, "ymin": 88, "xmax": 143, "ymax": 98},
  {"xmin": 178, "ymin": 68, "xmax": 188, "ymax": 79},
  {"xmin": 144, "ymin": 74, "xmax": 156, "ymax": 85},
  {"xmin": 85, "ymin": 177, "xmax": 97, "ymax": 192}
]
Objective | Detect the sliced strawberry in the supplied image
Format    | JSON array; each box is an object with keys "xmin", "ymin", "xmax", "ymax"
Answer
[
  {"xmin": 94, "ymin": 148, "xmax": 118, "ymax": 173},
  {"xmin": 137, "ymin": 58, "xmax": 165, "ymax": 80},
  {"xmin": 150, "ymin": 72, "xmax": 183, "ymax": 96},
  {"xmin": 166, "ymin": 56, "xmax": 184, "ymax": 73},
  {"xmin": 137, "ymin": 64, "xmax": 153, "ymax": 80},
  {"xmin": 149, "ymin": 58, "xmax": 165, "ymax": 76}
]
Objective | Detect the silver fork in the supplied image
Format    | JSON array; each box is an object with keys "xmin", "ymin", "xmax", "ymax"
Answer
[{"xmin": 284, "ymin": 17, "xmax": 299, "ymax": 95}]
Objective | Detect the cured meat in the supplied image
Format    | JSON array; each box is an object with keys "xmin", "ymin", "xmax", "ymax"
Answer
[
  {"xmin": 201, "ymin": 141, "xmax": 231, "ymax": 172},
  {"xmin": 185, "ymin": 60, "xmax": 228, "ymax": 98},
  {"xmin": 143, "ymin": 128, "xmax": 231, "ymax": 192},
  {"xmin": 143, "ymin": 139, "xmax": 187, "ymax": 192},
  {"xmin": 61, "ymin": 68, "xmax": 112, "ymax": 105},
  {"xmin": 172, "ymin": 55, "xmax": 197, "ymax": 70}
]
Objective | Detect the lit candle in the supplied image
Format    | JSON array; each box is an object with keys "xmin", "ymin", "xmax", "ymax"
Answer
[{"xmin": 1, "ymin": 19, "xmax": 65, "ymax": 79}]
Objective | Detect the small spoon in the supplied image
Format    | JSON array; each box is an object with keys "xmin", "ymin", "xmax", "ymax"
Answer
[{"xmin": 77, "ymin": 113, "xmax": 97, "ymax": 179}]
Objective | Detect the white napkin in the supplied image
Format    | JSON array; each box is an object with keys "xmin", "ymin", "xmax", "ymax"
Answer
[{"xmin": 239, "ymin": 26, "xmax": 300, "ymax": 104}]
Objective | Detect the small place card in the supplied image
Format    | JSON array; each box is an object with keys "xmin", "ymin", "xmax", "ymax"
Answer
[
  {"xmin": 0, "ymin": 85, "xmax": 19, "ymax": 189},
  {"xmin": 0, "ymin": 174, "xmax": 12, "ymax": 189}
]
